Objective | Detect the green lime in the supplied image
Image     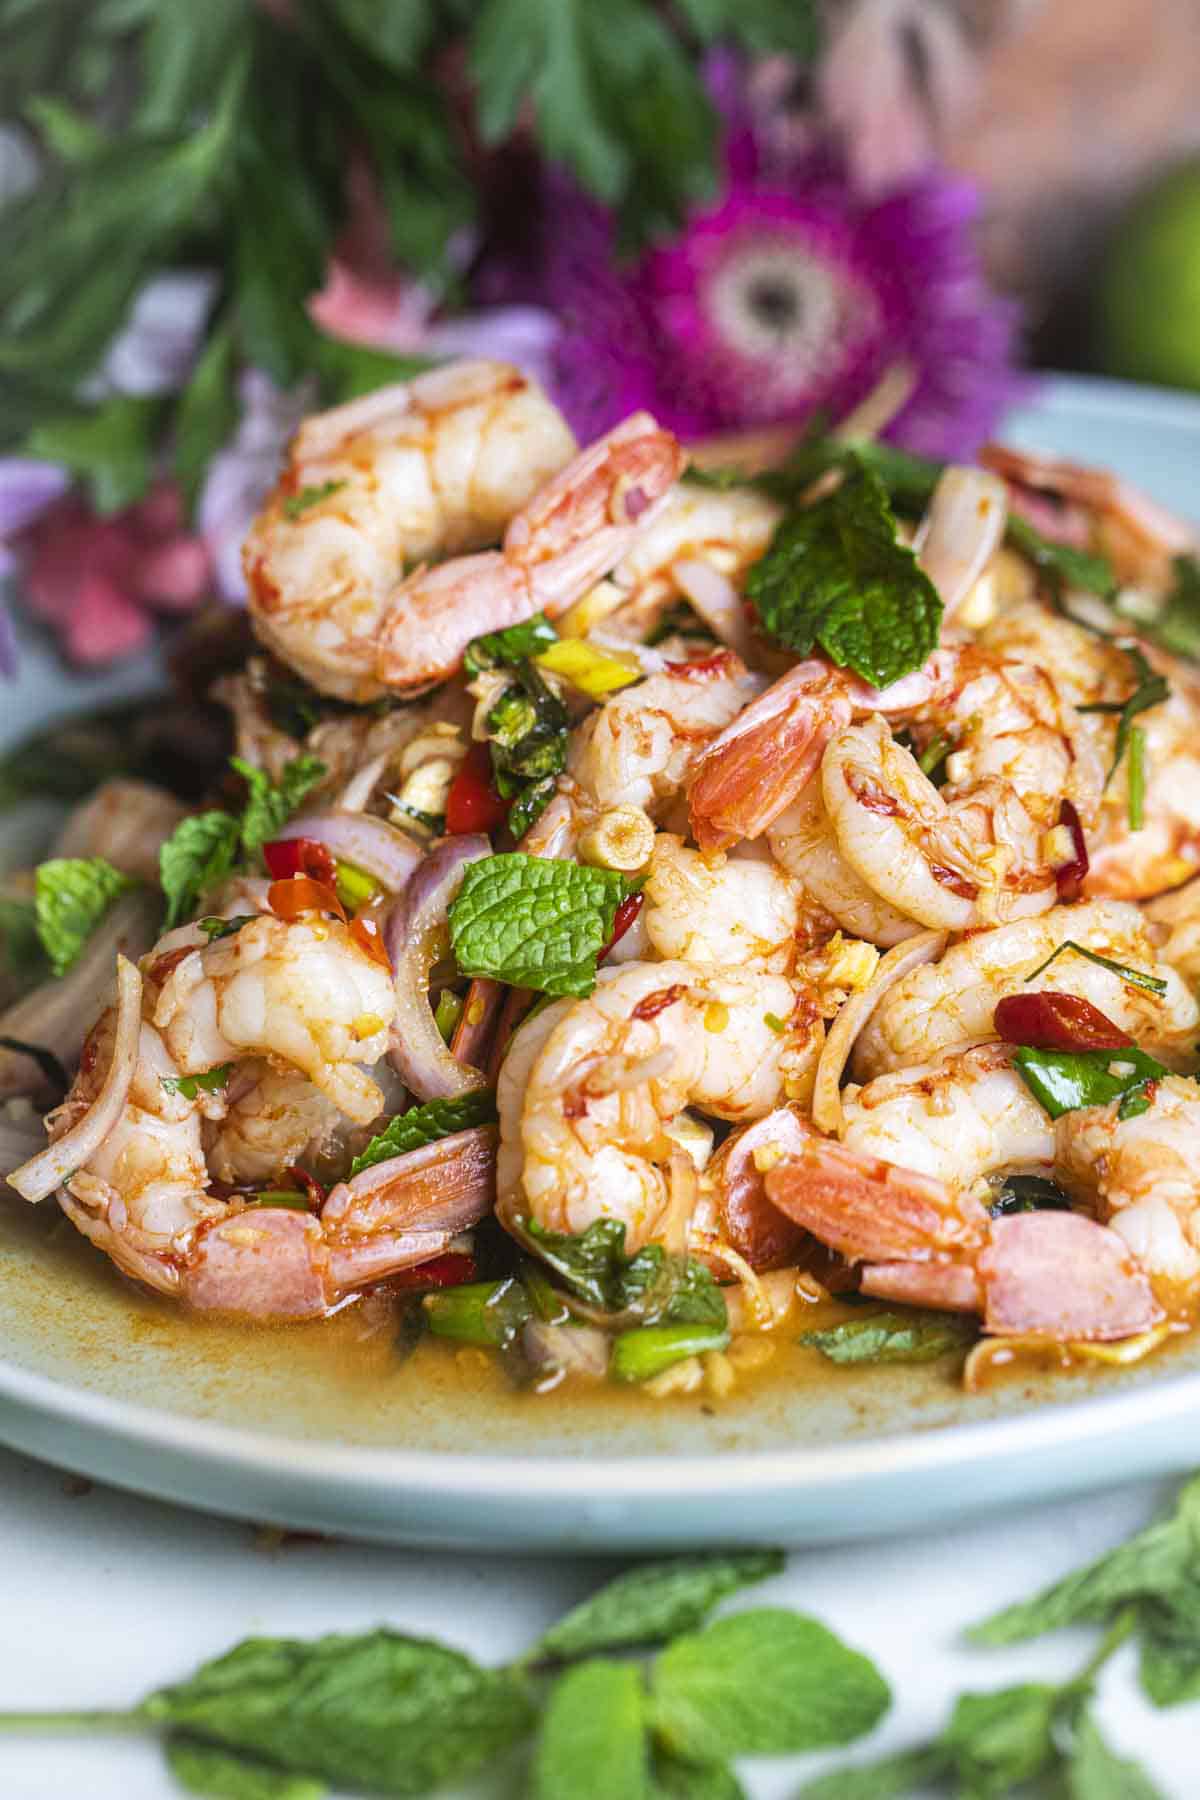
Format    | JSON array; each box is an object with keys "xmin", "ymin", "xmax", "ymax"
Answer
[{"xmin": 1098, "ymin": 159, "xmax": 1200, "ymax": 390}]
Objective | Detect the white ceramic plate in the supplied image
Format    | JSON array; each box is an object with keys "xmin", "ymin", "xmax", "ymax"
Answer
[{"xmin": 1, "ymin": 374, "xmax": 1197, "ymax": 1550}]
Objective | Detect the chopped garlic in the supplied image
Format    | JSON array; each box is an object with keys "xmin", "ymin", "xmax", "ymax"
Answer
[
  {"xmin": 663, "ymin": 1110, "xmax": 714, "ymax": 1172},
  {"xmin": 822, "ymin": 933, "xmax": 880, "ymax": 995},
  {"xmin": 1042, "ymin": 823, "xmax": 1076, "ymax": 867},
  {"xmin": 943, "ymin": 750, "xmax": 972, "ymax": 785},
  {"xmin": 751, "ymin": 1140, "xmax": 784, "ymax": 1174}
]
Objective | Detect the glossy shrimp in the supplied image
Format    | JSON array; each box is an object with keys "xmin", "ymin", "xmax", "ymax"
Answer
[
  {"xmin": 853, "ymin": 899, "xmax": 1200, "ymax": 1079},
  {"xmin": 762, "ymin": 1047, "xmax": 1168, "ymax": 1340},
  {"xmin": 9, "ymin": 913, "xmax": 491, "ymax": 1317},
  {"xmin": 244, "ymin": 361, "xmax": 685, "ymax": 700},
  {"xmin": 502, "ymin": 960, "xmax": 823, "ymax": 1253},
  {"xmin": 641, "ymin": 834, "xmax": 803, "ymax": 974}
]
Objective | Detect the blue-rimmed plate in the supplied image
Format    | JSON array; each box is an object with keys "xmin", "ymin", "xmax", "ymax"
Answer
[{"xmin": 1, "ymin": 374, "xmax": 1197, "ymax": 1550}]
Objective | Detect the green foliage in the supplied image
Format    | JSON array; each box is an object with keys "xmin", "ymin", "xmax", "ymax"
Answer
[
  {"xmin": 157, "ymin": 754, "xmax": 325, "ymax": 927},
  {"xmin": 165, "ymin": 1735, "xmax": 326, "ymax": 1799},
  {"xmin": 1011, "ymin": 1044, "xmax": 1169, "ymax": 1120},
  {"xmin": 464, "ymin": 613, "xmax": 559, "ymax": 675},
  {"xmin": 448, "ymin": 854, "xmax": 638, "ymax": 997},
  {"xmin": 26, "ymin": 394, "xmax": 164, "ymax": 515},
  {"xmin": 747, "ymin": 458, "xmax": 943, "ymax": 689},
  {"xmin": 232, "ymin": 755, "xmax": 325, "ymax": 859},
  {"xmin": 532, "ymin": 1659, "xmax": 650, "ymax": 1800},
  {"xmin": 801, "ymin": 1310, "xmax": 975, "ymax": 1366},
  {"xmin": 34, "ymin": 856, "xmax": 135, "ymax": 976},
  {"xmin": 349, "ymin": 1091, "xmax": 498, "ymax": 1176},
  {"xmin": 527, "ymin": 1218, "xmax": 726, "ymax": 1328},
  {"xmin": 532, "ymin": 1552, "xmax": 784, "ymax": 1666},
  {"xmin": 1148, "ymin": 553, "xmax": 1200, "ymax": 661}
]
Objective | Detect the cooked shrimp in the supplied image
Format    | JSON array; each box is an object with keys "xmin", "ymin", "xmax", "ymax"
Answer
[
  {"xmin": 767, "ymin": 784, "xmax": 923, "ymax": 948},
  {"xmin": 246, "ymin": 363, "xmax": 684, "ymax": 700},
  {"xmin": 642, "ymin": 834, "xmax": 802, "ymax": 973},
  {"xmin": 854, "ymin": 899, "xmax": 1200, "ymax": 1079},
  {"xmin": 764, "ymin": 1051, "xmax": 1166, "ymax": 1340},
  {"xmin": 822, "ymin": 715, "xmax": 1058, "ymax": 932},
  {"xmin": 1144, "ymin": 877, "xmax": 1200, "ymax": 989},
  {"xmin": 508, "ymin": 960, "xmax": 822, "ymax": 1252}
]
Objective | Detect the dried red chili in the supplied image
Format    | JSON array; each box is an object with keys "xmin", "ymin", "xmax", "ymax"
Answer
[{"xmin": 994, "ymin": 990, "xmax": 1131, "ymax": 1051}]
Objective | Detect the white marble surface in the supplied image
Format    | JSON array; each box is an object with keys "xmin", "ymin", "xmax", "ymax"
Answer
[{"xmin": 0, "ymin": 1446, "xmax": 1192, "ymax": 1798}]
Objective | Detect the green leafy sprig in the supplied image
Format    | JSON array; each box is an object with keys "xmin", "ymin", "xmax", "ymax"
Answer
[{"xmin": 158, "ymin": 754, "xmax": 325, "ymax": 928}]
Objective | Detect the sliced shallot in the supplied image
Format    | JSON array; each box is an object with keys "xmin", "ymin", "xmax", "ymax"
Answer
[
  {"xmin": 811, "ymin": 930, "xmax": 947, "ymax": 1134},
  {"xmin": 9, "ymin": 955, "xmax": 142, "ymax": 1203},
  {"xmin": 386, "ymin": 836, "xmax": 493, "ymax": 1100},
  {"xmin": 275, "ymin": 810, "xmax": 425, "ymax": 892}
]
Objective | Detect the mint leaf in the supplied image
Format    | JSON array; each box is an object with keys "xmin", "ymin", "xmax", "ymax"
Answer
[
  {"xmin": 1067, "ymin": 1712, "xmax": 1165, "ymax": 1799},
  {"xmin": 650, "ymin": 1754, "xmax": 746, "ymax": 1800},
  {"xmin": 746, "ymin": 459, "xmax": 942, "ymax": 689},
  {"xmin": 160, "ymin": 812, "xmax": 241, "ymax": 930},
  {"xmin": 166, "ymin": 1735, "xmax": 326, "ymax": 1799},
  {"xmin": 971, "ymin": 1475, "xmax": 1200, "ymax": 1648},
  {"xmin": 532, "ymin": 1552, "xmax": 784, "ymax": 1665},
  {"xmin": 1137, "ymin": 1591, "xmax": 1200, "ymax": 1707},
  {"xmin": 801, "ymin": 1309, "xmax": 975, "ymax": 1365},
  {"xmin": 650, "ymin": 1608, "xmax": 889, "ymax": 1762},
  {"xmin": 532, "ymin": 1659, "xmax": 650, "ymax": 1800},
  {"xmin": 526, "ymin": 1219, "xmax": 726, "ymax": 1328},
  {"xmin": 464, "ymin": 612, "xmax": 558, "ymax": 674},
  {"xmin": 349, "ymin": 1092, "xmax": 498, "ymax": 1176},
  {"xmin": 797, "ymin": 1747, "xmax": 951, "ymax": 1800},
  {"xmin": 1150, "ymin": 554, "xmax": 1200, "ymax": 661},
  {"xmin": 34, "ymin": 857, "xmax": 136, "ymax": 977},
  {"xmin": 142, "ymin": 1630, "xmax": 535, "ymax": 1795},
  {"xmin": 448, "ymin": 854, "xmax": 638, "ymax": 997},
  {"xmin": 233, "ymin": 755, "xmax": 326, "ymax": 860},
  {"xmin": 940, "ymin": 1683, "xmax": 1060, "ymax": 1795},
  {"xmin": 1011, "ymin": 1045, "xmax": 1169, "ymax": 1120}
]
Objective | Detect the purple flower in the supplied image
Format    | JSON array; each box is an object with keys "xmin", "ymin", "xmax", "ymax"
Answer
[
  {"xmin": 199, "ymin": 370, "xmax": 316, "ymax": 602},
  {"xmin": 539, "ymin": 80, "xmax": 1028, "ymax": 459}
]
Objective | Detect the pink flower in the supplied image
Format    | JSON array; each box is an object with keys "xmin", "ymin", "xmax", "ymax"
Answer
[{"xmin": 20, "ymin": 481, "xmax": 212, "ymax": 667}]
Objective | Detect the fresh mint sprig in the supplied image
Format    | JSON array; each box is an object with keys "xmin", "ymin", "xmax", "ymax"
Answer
[
  {"xmin": 34, "ymin": 857, "xmax": 136, "ymax": 978},
  {"xmin": 448, "ymin": 854, "xmax": 639, "ymax": 998},
  {"xmin": 158, "ymin": 755, "xmax": 325, "ymax": 929}
]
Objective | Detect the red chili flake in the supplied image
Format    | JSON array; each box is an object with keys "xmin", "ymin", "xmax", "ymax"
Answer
[
  {"xmin": 285, "ymin": 1165, "xmax": 327, "ymax": 1211},
  {"xmin": 846, "ymin": 771, "xmax": 903, "ymax": 817},
  {"xmin": 348, "ymin": 909, "xmax": 392, "ymax": 971},
  {"xmin": 389, "ymin": 1252, "xmax": 479, "ymax": 1290},
  {"xmin": 600, "ymin": 891, "xmax": 644, "ymax": 961},
  {"xmin": 267, "ymin": 875, "xmax": 346, "ymax": 923},
  {"xmin": 632, "ymin": 982, "xmax": 687, "ymax": 1023},
  {"xmin": 445, "ymin": 744, "xmax": 509, "ymax": 835},
  {"xmin": 1055, "ymin": 798, "xmax": 1090, "ymax": 903},
  {"xmin": 664, "ymin": 651, "xmax": 736, "ymax": 679},
  {"xmin": 263, "ymin": 836, "xmax": 337, "ymax": 884},
  {"xmin": 994, "ymin": 990, "xmax": 1131, "ymax": 1051}
]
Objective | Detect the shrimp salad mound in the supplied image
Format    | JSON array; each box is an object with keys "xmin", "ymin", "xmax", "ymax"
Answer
[{"xmin": 4, "ymin": 357, "xmax": 1200, "ymax": 1397}]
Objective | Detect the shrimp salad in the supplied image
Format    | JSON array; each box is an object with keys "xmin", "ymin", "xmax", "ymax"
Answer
[{"xmin": 5, "ymin": 357, "xmax": 1200, "ymax": 1398}]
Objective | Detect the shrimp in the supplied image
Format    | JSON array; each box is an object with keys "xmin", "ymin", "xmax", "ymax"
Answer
[
  {"xmin": 821, "ymin": 714, "xmax": 1058, "ymax": 932},
  {"xmin": 17, "ymin": 917, "xmax": 491, "ymax": 1317},
  {"xmin": 767, "ymin": 783, "xmax": 923, "ymax": 948},
  {"xmin": 853, "ymin": 900, "xmax": 1200, "ymax": 1079},
  {"xmin": 1144, "ymin": 877, "xmax": 1200, "ymax": 989},
  {"xmin": 642, "ymin": 834, "xmax": 802, "ymax": 973},
  {"xmin": 764, "ymin": 1048, "xmax": 1166, "ymax": 1340},
  {"xmin": 978, "ymin": 602, "xmax": 1200, "ymax": 900},
  {"xmin": 507, "ymin": 960, "xmax": 823, "ymax": 1252},
  {"xmin": 245, "ymin": 361, "xmax": 685, "ymax": 700}
]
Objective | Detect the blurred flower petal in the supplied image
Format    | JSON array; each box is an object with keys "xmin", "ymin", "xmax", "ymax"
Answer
[
  {"xmin": 430, "ymin": 305, "xmax": 561, "ymax": 392},
  {"xmin": 199, "ymin": 370, "xmax": 314, "ymax": 601},
  {"xmin": 99, "ymin": 270, "xmax": 218, "ymax": 396},
  {"xmin": 0, "ymin": 459, "xmax": 70, "ymax": 537}
]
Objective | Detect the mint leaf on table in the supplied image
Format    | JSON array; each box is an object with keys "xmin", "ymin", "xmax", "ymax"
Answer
[
  {"xmin": 532, "ymin": 1658, "xmax": 650, "ymax": 1800},
  {"xmin": 650, "ymin": 1608, "xmax": 889, "ymax": 1763},
  {"xmin": 531, "ymin": 1551, "xmax": 784, "ymax": 1665},
  {"xmin": 649, "ymin": 1751, "xmax": 746, "ymax": 1799},
  {"xmin": 166, "ymin": 1735, "xmax": 326, "ymax": 1799},
  {"xmin": 160, "ymin": 813, "xmax": 242, "ymax": 930},
  {"xmin": 1010, "ymin": 1044, "xmax": 1168, "ymax": 1120},
  {"xmin": 801, "ymin": 1310, "xmax": 975, "ymax": 1366},
  {"xmin": 1066, "ymin": 1712, "xmax": 1166, "ymax": 1799},
  {"xmin": 797, "ymin": 1746, "xmax": 952, "ymax": 1799},
  {"xmin": 939, "ymin": 1682, "xmax": 1061, "ymax": 1795},
  {"xmin": 233, "ymin": 755, "xmax": 325, "ymax": 859},
  {"xmin": 34, "ymin": 857, "xmax": 136, "ymax": 978},
  {"xmin": 448, "ymin": 854, "xmax": 638, "ymax": 997},
  {"xmin": 464, "ymin": 612, "xmax": 559, "ymax": 674},
  {"xmin": 142, "ymin": 1629, "xmax": 535, "ymax": 1796},
  {"xmin": 746, "ymin": 458, "xmax": 942, "ymax": 689},
  {"xmin": 349, "ymin": 1091, "xmax": 498, "ymax": 1176}
]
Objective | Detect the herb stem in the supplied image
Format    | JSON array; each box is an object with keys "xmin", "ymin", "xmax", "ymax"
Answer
[
  {"xmin": 0, "ymin": 1708, "xmax": 147, "ymax": 1734},
  {"xmin": 1064, "ymin": 1606, "xmax": 1139, "ymax": 1696},
  {"xmin": 1127, "ymin": 726, "xmax": 1146, "ymax": 830}
]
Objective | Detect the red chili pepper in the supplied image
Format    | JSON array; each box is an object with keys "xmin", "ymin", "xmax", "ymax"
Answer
[
  {"xmin": 445, "ymin": 744, "xmax": 509, "ymax": 835},
  {"xmin": 348, "ymin": 910, "xmax": 392, "ymax": 972},
  {"xmin": 262, "ymin": 836, "xmax": 337, "ymax": 884},
  {"xmin": 1054, "ymin": 799, "xmax": 1089, "ymax": 903},
  {"xmin": 600, "ymin": 891, "xmax": 645, "ymax": 961},
  {"xmin": 267, "ymin": 875, "xmax": 346, "ymax": 923},
  {"xmin": 389, "ymin": 1252, "xmax": 478, "ymax": 1290},
  {"xmin": 285, "ymin": 1165, "xmax": 327, "ymax": 1210},
  {"xmin": 994, "ymin": 991, "xmax": 1131, "ymax": 1051}
]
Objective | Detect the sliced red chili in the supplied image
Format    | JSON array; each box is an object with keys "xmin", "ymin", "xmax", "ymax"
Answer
[
  {"xmin": 267, "ymin": 875, "xmax": 346, "ymax": 923},
  {"xmin": 631, "ymin": 981, "xmax": 687, "ymax": 1022},
  {"xmin": 1055, "ymin": 798, "xmax": 1090, "ymax": 903},
  {"xmin": 600, "ymin": 891, "xmax": 645, "ymax": 961},
  {"xmin": 348, "ymin": 909, "xmax": 392, "ymax": 971},
  {"xmin": 262, "ymin": 836, "xmax": 337, "ymax": 884},
  {"xmin": 995, "ymin": 990, "xmax": 1131, "ymax": 1051},
  {"xmin": 445, "ymin": 744, "xmax": 509, "ymax": 835},
  {"xmin": 285, "ymin": 1165, "xmax": 327, "ymax": 1211},
  {"xmin": 389, "ymin": 1252, "xmax": 478, "ymax": 1290}
]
